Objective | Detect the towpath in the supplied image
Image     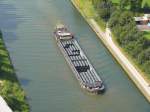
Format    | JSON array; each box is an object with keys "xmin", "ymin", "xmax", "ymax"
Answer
[{"xmin": 89, "ymin": 19, "xmax": 150, "ymax": 101}]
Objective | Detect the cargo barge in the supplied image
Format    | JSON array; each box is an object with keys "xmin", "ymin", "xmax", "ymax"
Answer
[{"xmin": 54, "ymin": 24, "xmax": 104, "ymax": 94}]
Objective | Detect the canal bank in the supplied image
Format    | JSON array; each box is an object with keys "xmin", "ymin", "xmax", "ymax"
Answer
[
  {"xmin": 1, "ymin": 0, "xmax": 150, "ymax": 111},
  {"xmin": 0, "ymin": 31, "xmax": 29, "ymax": 111},
  {"xmin": 71, "ymin": 0, "xmax": 150, "ymax": 102}
]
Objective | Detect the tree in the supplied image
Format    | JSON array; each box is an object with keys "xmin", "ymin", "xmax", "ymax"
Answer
[
  {"xmin": 142, "ymin": 61, "xmax": 150, "ymax": 74},
  {"xmin": 119, "ymin": 0, "xmax": 143, "ymax": 11},
  {"xmin": 138, "ymin": 47, "xmax": 150, "ymax": 64},
  {"xmin": 130, "ymin": 0, "xmax": 143, "ymax": 12},
  {"xmin": 108, "ymin": 10, "xmax": 121, "ymax": 28},
  {"xmin": 97, "ymin": 0, "xmax": 115, "ymax": 21},
  {"xmin": 120, "ymin": 0, "xmax": 130, "ymax": 10}
]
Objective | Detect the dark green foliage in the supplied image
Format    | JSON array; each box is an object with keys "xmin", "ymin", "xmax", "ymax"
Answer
[
  {"xmin": 120, "ymin": 0, "xmax": 130, "ymax": 10},
  {"xmin": 138, "ymin": 48, "xmax": 150, "ymax": 74},
  {"xmin": 1, "ymin": 82, "xmax": 29, "ymax": 112},
  {"xmin": 142, "ymin": 61, "xmax": 150, "ymax": 73},
  {"xmin": 92, "ymin": 0, "xmax": 115, "ymax": 21},
  {"xmin": 91, "ymin": 0, "xmax": 150, "ymax": 76},
  {"xmin": 130, "ymin": 0, "xmax": 143, "ymax": 12},
  {"xmin": 119, "ymin": 0, "xmax": 143, "ymax": 11},
  {"xmin": 108, "ymin": 10, "xmax": 150, "ymax": 75},
  {"xmin": 138, "ymin": 48, "xmax": 150, "ymax": 64}
]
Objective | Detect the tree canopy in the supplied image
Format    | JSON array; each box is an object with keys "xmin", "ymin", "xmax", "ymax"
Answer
[{"xmin": 91, "ymin": 0, "xmax": 150, "ymax": 75}]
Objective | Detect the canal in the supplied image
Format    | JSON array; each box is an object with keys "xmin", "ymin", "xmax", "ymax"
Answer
[{"xmin": 0, "ymin": 0, "xmax": 150, "ymax": 112}]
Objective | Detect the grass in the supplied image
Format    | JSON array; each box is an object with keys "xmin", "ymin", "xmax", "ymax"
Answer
[
  {"xmin": 95, "ymin": 18, "xmax": 106, "ymax": 32},
  {"xmin": 142, "ymin": 0, "xmax": 150, "ymax": 7},
  {"xmin": 74, "ymin": 0, "xmax": 96, "ymax": 18},
  {"xmin": 73, "ymin": 0, "xmax": 106, "ymax": 31},
  {"xmin": 111, "ymin": 0, "xmax": 120, "ymax": 3},
  {"xmin": 0, "ymin": 31, "xmax": 29, "ymax": 112},
  {"xmin": 144, "ymin": 31, "xmax": 150, "ymax": 40}
]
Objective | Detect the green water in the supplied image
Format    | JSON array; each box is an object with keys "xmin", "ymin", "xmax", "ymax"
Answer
[{"xmin": 0, "ymin": 0, "xmax": 150, "ymax": 112}]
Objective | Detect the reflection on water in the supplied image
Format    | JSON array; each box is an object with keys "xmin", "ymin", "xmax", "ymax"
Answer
[{"xmin": 0, "ymin": 0, "xmax": 150, "ymax": 112}]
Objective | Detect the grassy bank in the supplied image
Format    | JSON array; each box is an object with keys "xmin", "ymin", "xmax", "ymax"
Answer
[
  {"xmin": 73, "ymin": 0, "xmax": 106, "ymax": 31},
  {"xmin": 73, "ymin": 0, "xmax": 150, "ymax": 80},
  {"xmin": 73, "ymin": 0, "xmax": 95, "ymax": 18},
  {"xmin": 0, "ymin": 31, "xmax": 29, "ymax": 112},
  {"xmin": 71, "ymin": 0, "xmax": 150, "ymax": 102}
]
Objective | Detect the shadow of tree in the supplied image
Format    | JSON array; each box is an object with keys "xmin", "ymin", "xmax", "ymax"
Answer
[{"xmin": 0, "ymin": 32, "xmax": 29, "ymax": 111}]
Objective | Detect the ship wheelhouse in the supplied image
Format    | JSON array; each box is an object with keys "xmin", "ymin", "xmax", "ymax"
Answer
[{"xmin": 54, "ymin": 24, "xmax": 74, "ymax": 40}]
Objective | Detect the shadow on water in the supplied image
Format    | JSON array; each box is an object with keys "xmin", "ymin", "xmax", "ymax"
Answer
[{"xmin": 19, "ymin": 78, "xmax": 31, "ymax": 86}]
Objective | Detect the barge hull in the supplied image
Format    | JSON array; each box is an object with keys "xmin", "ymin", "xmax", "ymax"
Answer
[{"xmin": 54, "ymin": 24, "xmax": 104, "ymax": 93}]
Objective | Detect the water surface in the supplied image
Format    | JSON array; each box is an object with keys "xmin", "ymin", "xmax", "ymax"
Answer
[{"xmin": 0, "ymin": 0, "xmax": 150, "ymax": 112}]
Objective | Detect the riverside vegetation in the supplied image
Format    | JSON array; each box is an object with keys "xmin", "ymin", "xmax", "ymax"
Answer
[
  {"xmin": 0, "ymin": 31, "xmax": 29, "ymax": 112},
  {"xmin": 76, "ymin": 0, "xmax": 150, "ymax": 79}
]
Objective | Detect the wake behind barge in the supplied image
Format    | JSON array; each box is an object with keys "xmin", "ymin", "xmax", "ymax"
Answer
[{"xmin": 54, "ymin": 24, "xmax": 104, "ymax": 94}]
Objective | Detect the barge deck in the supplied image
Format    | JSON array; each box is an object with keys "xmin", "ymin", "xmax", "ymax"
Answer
[{"xmin": 54, "ymin": 24, "xmax": 104, "ymax": 94}]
